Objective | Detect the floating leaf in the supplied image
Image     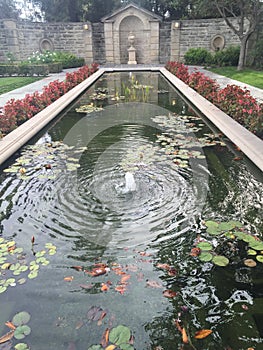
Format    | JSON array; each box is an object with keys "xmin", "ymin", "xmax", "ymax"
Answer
[
  {"xmin": 12, "ymin": 312, "xmax": 31, "ymax": 326},
  {"xmin": 14, "ymin": 325, "xmax": 31, "ymax": 340},
  {"xmin": 146, "ymin": 280, "xmax": 163, "ymax": 289},
  {"xmin": 119, "ymin": 345, "xmax": 134, "ymax": 350},
  {"xmin": 0, "ymin": 330, "xmax": 14, "ymax": 344},
  {"xmin": 195, "ymin": 329, "xmax": 212, "ymax": 339},
  {"xmin": 14, "ymin": 343, "xmax": 30, "ymax": 350},
  {"xmin": 88, "ymin": 346, "xmax": 103, "ymax": 350},
  {"xmin": 64, "ymin": 276, "xmax": 74, "ymax": 282},
  {"xmin": 247, "ymin": 249, "xmax": 257, "ymax": 255},
  {"xmin": 0, "ymin": 286, "xmax": 7, "ymax": 294},
  {"xmin": 212, "ymin": 255, "xmax": 229, "ymax": 267},
  {"xmin": 87, "ymin": 306, "xmax": 104, "ymax": 322},
  {"xmin": 109, "ymin": 325, "xmax": 131, "ymax": 346},
  {"xmin": 199, "ymin": 252, "xmax": 213, "ymax": 262},
  {"xmin": 28, "ymin": 271, "xmax": 38, "ymax": 279},
  {"xmin": 190, "ymin": 247, "xmax": 201, "ymax": 257},
  {"xmin": 163, "ymin": 290, "xmax": 177, "ymax": 298},
  {"xmin": 182, "ymin": 328, "xmax": 188, "ymax": 343},
  {"xmin": 197, "ymin": 242, "xmax": 213, "ymax": 251},
  {"xmin": 105, "ymin": 346, "xmax": 116, "ymax": 350},
  {"xmin": 205, "ymin": 221, "xmax": 221, "ymax": 235},
  {"xmin": 5, "ymin": 322, "xmax": 16, "ymax": 331},
  {"xmin": 256, "ymin": 255, "xmax": 263, "ymax": 263},
  {"xmin": 244, "ymin": 259, "xmax": 257, "ymax": 267},
  {"xmin": 249, "ymin": 241, "xmax": 263, "ymax": 251}
]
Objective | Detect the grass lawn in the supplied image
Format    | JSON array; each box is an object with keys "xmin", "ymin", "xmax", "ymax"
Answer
[
  {"xmin": 0, "ymin": 76, "xmax": 42, "ymax": 95},
  {"xmin": 209, "ymin": 66, "xmax": 263, "ymax": 89}
]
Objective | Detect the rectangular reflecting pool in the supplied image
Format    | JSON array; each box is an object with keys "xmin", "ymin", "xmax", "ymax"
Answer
[{"xmin": 0, "ymin": 72, "xmax": 262, "ymax": 350}]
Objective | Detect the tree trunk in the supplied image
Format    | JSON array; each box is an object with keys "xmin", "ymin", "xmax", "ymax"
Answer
[{"xmin": 237, "ymin": 34, "xmax": 251, "ymax": 71}]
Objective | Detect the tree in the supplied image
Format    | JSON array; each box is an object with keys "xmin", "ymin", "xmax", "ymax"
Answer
[
  {"xmin": 212, "ymin": 0, "xmax": 263, "ymax": 70},
  {"xmin": 0, "ymin": 0, "xmax": 19, "ymax": 19}
]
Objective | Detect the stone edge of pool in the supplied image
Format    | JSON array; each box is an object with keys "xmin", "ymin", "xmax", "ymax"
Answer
[{"xmin": 0, "ymin": 66, "xmax": 262, "ymax": 173}]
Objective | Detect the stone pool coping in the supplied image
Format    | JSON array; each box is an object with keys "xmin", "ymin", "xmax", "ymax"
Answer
[{"xmin": 0, "ymin": 66, "xmax": 263, "ymax": 172}]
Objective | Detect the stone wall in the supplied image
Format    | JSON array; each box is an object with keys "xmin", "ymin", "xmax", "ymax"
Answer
[{"xmin": 0, "ymin": 15, "xmax": 243, "ymax": 65}]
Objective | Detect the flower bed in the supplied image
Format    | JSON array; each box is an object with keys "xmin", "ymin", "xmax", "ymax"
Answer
[
  {"xmin": 0, "ymin": 63, "xmax": 98, "ymax": 136},
  {"xmin": 166, "ymin": 61, "xmax": 263, "ymax": 138}
]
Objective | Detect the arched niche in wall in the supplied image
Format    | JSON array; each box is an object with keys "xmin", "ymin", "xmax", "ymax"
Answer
[
  {"xmin": 39, "ymin": 38, "xmax": 54, "ymax": 52},
  {"xmin": 211, "ymin": 34, "xmax": 225, "ymax": 51},
  {"xmin": 119, "ymin": 15, "xmax": 144, "ymax": 64}
]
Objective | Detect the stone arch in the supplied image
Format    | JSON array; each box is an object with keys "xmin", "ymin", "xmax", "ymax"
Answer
[{"xmin": 119, "ymin": 15, "xmax": 144, "ymax": 64}]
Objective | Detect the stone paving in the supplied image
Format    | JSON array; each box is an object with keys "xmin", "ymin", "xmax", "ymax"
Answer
[{"xmin": 0, "ymin": 65, "xmax": 262, "ymax": 110}]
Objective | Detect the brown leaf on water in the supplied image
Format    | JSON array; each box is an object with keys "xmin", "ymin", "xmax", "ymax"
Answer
[
  {"xmin": 97, "ymin": 311, "xmax": 107, "ymax": 326},
  {"xmin": 234, "ymin": 156, "xmax": 242, "ymax": 161},
  {"xmin": 156, "ymin": 263, "xmax": 170, "ymax": 271},
  {"xmin": 79, "ymin": 283, "xmax": 93, "ymax": 290},
  {"xmin": 71, "ymin": 266, "xmax": 83, "ymax": 272},
  {"xmin": 121, "ymin": 274, "xmax": 131, "ymax": 284},
  {"xmin": 75, "ymin": 320, "xmax": 84, "ymax": 330},
  {"xmin": 190, "ymin": 247, "xmax": 201, "ymax": 257},
  {"xmin": 182, "ymin": 328, "xmax": 188, "ymax": 343},
  {"xmin": 167, "ymin": 267, "xmax": 177, "ymax": 276},
  {"xmin": 87, "ymin": 267, "xmax": 107, "ymax": 277},
  {"xmin": 115, "ymin": 285, "xmax": 126, "ymax": 294},
  {"xmin": 101, "ymin": 328, "xmax": 110, "ymax": 348},
  {"xmin": 126, "ymin": 264, "xmax": 138, "ymax": 272},
  {"xmin": 64, "ymin": 276, "xmax": 74, "ymax": 282},
  {"xmin": 139, "ymin": 251, "xmax": 152, "ymax": 257},
  {"xmin": 4, "ymin": 322, "xmax": 16, "ymax": 331},
  {"xmin": 87, "ymin": 306, "xmax": 104, "ymax": 322},
  {"xmin": 174, "ymin": 319, "xmax": 183, "ymax": 333},
  {"xmin": 146, "ymin": 280, "xmax": 163, "ymax": 289},
  {"xmin": 195, "ymin": 329, "xmax": 213, "ymax": 339},
  {"xmin": 163, "ymin": 290, "xmax": 177, "ymax": 298},
  {"xmin": 112, "ymin": 267, "xmax": 126, "ymax": 275},
  {"xmin": 136, "ymin": 272, "xmax": 144, "ymax": 281},
  {"xmin": 101, "ymin": 283, "xmax": 110, "ymax": 292},
  {"xmin": 0, "ymin": 331, "xmax": 14, "ymax": 344}
]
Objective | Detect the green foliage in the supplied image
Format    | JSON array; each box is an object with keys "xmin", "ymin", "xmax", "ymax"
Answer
[
  {"xmin": 26, "ymin": 50, "xmax": 85, "ymax": 69},
  {"xmin": 252, "ymin": 39, "xmax": 263, "ymax": 69},
  {"xmin": 184, "ymin": 46, "xmax": 240, "ymax": 66},
  {"xmin": 0, "ymin": 64, "xmax": 49, "ymax": 77},
  {"xmin": 184, "ymin": 47, "xmax": 213, "ymax": 65},
  {"xmin": 213, "ymin": 46, "xmax": 240, "ymax": 66}
]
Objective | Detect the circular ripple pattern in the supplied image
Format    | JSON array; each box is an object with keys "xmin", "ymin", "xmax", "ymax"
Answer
[{"xmin": 55, "ymin": 138, "xmax": 200, "ymax": 248}]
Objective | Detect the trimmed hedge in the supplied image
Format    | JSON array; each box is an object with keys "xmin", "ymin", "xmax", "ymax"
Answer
[{"xmin": 0, "ymin": 64, "xmax": 49, "ymax": 76}]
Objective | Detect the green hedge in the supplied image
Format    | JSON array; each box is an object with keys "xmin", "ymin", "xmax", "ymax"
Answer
[
  {"xmin": 184, "ymin": 46, "xmax": 240, "ymax": 66},
  {"xmin": 0, "ymin": 64, "xmax": 49, "ymax": 76}
]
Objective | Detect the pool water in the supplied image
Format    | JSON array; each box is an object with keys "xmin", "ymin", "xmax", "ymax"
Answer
[{"xmin": 0, "ymin": 72, "xmax": 262, "ymax": 350}]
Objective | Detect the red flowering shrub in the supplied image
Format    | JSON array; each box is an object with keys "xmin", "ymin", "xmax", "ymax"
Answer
[
  {"xmin": 0, "ymin": 63, "xmax": 99, "ymax": 136},
  {"xmin": 166, "ymin": 61, "xmax": 263, "ymax": 137},
  {"xmin": 165, "ymin": 61, "xmax": 189, "ymax": 83},
  {"xmin": 188, "ymin": 71, "xmax": 219, "ymax": 102}
]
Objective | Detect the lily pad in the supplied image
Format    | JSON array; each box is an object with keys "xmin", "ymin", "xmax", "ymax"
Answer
[
  {"xmin": 14, "ymin": 343, "xmax": 30, "ymax": 350},
  {"xmin": 256, "ymin": 255, "xmax": 263, "ymax": 263},
  {"xmin": 199, "ymin": 252, "xmax": 213, "ymax": 262},
  {"xmin": 14, "ymin": 325, "xmax": 31, "ymax": 340},
  {"xmin": 212, "ymin": 255, "xmax": 229, "ymax": 267},
  {"xmin": 197, "ymin": 242, "xmax": 213, "ymax": 251},
  {"xmin": 247, "ymin": 249, "xmax": 257, "ymax": 255},
  {"xmin": 87, "ymin": 346, "xmax": 103, "ymax": 350},
  {"xmin": 12, "ymin": 311, "xmax": 31, "ymax": 326},
  {"xmin": 109, "ymin": 325, "xmax": 131, "ymax": 346},
  {"xmin": 249, "ymin": 241, "xmax": 263, "ymax": 251}
]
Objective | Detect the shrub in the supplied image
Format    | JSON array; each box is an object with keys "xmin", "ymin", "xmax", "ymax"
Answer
[
  {"xmin": 184, "ymin": 48, "xmax": 213, "ymax": 65},
  {"xmin": 252, "ymin": 39, "xmax": 263, "ymax": 69},
  {"xmin": 166, "ymin": 61, "xmax": 263, "ymax": 137},
  {"xmin": 214, "ymin": 46, "xmax": 240, "ymax": 66},
  {"xmin": 0, "ymin": 63, "xmax": 99, "ymax": 136}
]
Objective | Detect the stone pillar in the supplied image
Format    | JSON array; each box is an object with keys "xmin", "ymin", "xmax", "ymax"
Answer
[
  {"xmin": 104, "ymin": 22, "xmax": 115, "ymax": 63},
  {"xmin": 170, "ymin": 21, "xmax": 181, "ymax": 61},
  {"xmin": 149, "ymin": 21, "xmax": 160, "ymax": 63},
  {"xmin": 3, "ymin": 20, "xmax": 20, "ymax": 61},
  {"xmin": 82, "ymin": 22, "xmax": 93, "ymax": 63}
]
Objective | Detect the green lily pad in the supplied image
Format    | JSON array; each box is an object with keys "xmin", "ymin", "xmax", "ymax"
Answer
[
  {"xmin": 14, "ymin": 325, "xmax": 31, "ymax": 340},
  {"xmin": 197, "ymin": 242, "xmax": 213, "ymax": 251},
  {"xmin": 0, "ymin": 286, "xmax": 7, "ymax": 293},
  {"xmin": 120, "ymin": 345, "xmax": 134, "ymax": 350},
  {"xmin": 14, "ymin": 343, "xmax": 30, "ymax": 350},
  {"xmin": 256, "ymin": 255, "xmax": 263, "ymax": 263},
  {"xmin": 87, "ymin": 346, "xmax": 103, "ymax": 350},
  {"xmin": 247, "ymin": 249, "xmax": 257, "ymax": 255},
  {"xmin": 28, "ymin": 271, "xmax": 38, "ymax": 279},
  {"xmin": 12, "ymin": 311, "xmax": 31, "ymax": 326},
  {"xmin": 205, "ymin": 221, "xmax": 221, "ymax": 235},
  {"xmin": 109, "ymin": 325, "xmax": 131, "ymax": 346},
  {"xmin": 212, "ymin": 255, "xmax": 229, "ymax": 267},
  {"xmin": 35, "ymin": 250, "xmax": 46, "ymax": 258},
  {"xmin": 249, "ymin": 241, "xmax": 263, "ymax": 251},
  {"xmin": 199, "ymin": 252, "xmax": 213, "ymax": 262}
]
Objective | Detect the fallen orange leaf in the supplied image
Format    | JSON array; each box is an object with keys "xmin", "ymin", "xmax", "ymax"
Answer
[
  {"xmin": 163, "ymin": 290, "xmax": 177, "ymax": 298},
  {"xmin": 101, "ymin": 328, "xmax": 110, "ymax": 348},
  {"xmin": 121, "ymin": 274, "xmax": 131, "ymax": 284},
  {"xmin": 4, "ymin": 322, "xmax": 16, "ymax": 330},
  {"xmin": 0, "ymin": 330, "xmax": 14, "ymax": 344},
  {"xmin": 190, "ymin": 247, "xmax": 201, "ymax": 257},
  {"xmin": 71, "ymin": 266, "xmax": 83, "ymax": 272},
  {"xmin": 112, "ymin": 267, "xmax": 126, "ymax": 275},
  {"xmin": 182, "ymin": 328, "xmax": 188, "ymax": 344},
  {"xmin": 174, "ymin": 319, "xmax": 183, "ymax": 333},
  {"xmin": 101, "ymin": 283, "xmax": 110, "ymax": 292},
  {"xmin": 115, "ymin": 285, "xmax": 126, "ymax": 294},
  {"xmin": 156, "ymin": 263, "xmax": 170, "ymax": 271},
  {"xmin": 87, "ymin": 268, "xmax": 107, "ymax": 277},
  {"xmin": 195, "ymin": 329, "xmax": 213, "ymax": 339},
  {"xmin": 64, "ymin": 276, "xmax": 74, "ymax": 282}
]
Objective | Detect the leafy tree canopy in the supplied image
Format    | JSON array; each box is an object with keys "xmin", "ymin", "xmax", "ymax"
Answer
[{"xmin": 0, "ymin": 0, "xmax": 20, "ymax": 19}]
